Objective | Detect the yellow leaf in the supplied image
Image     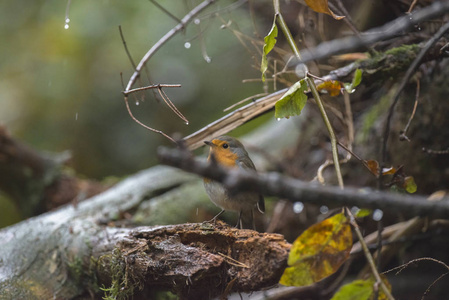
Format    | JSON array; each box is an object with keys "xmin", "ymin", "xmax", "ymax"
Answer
[
  {"xmin": 317, "ymin": 80, "xmax": 343, "ymax": 97},
  {"xmin": 404, "ymin": 176, "xmax": 417, "ymax": 193},
  {"xmin": 280, "ymin": 213, "xmax": 352, "ymax": 286},
  {"xmin": 304, "ymin": 0, "xmax": 345, "ymax": 20}
]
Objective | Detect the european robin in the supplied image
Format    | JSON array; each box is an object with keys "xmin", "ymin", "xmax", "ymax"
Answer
[{"xmin": 203, "ymin": 136, "xmax": 265, "ymax": 230}]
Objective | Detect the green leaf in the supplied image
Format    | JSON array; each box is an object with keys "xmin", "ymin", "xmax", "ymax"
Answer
[
  {"xmin": 331, "ymin": 276, "xmax": 392, "ymax": 300},
  {"xmin": 275, "ymin": 79, "xmax": 308, "ymax": 119},
  {"xmin": 344, "ymin": 69, "xmax": 362, "ymax": 93},
  {"xmin": 279, "ymin": 212, "xmax": 352, "ymax": 286},
  {"xmin": 261, "ymin": 16, "xmax": 278, "ymax": 82},
  {"xmin": 355, "ymin": 208, "xmax": 372, "ymax": 218}
]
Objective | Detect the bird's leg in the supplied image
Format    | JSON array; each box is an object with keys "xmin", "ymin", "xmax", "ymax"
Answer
[
  {"xmin": 236, "ymin": 210, "xmax": 243, "ymax": 229},
  {"xmin": 206, "ymin": 209, "xmax": 225, "ymax": 225},
  {"xmin": 250, "ymin": 209, "xmax": 255, "ymax": 231}
]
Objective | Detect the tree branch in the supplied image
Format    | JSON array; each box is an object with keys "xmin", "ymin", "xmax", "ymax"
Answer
[
  {"xmin": 157, "ymin": 146, "xmax": 449, "ymax": 218},
  {"xmin": 124, "ymin": 0, "xmax": 216, "ymax": 93},
  {"xmin": 293, "ymin": 1, "xmax": 449, "ymax": 66}
]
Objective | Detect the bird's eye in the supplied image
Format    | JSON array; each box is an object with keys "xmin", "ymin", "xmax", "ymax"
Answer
[{"xmin": 222, "ymin": 143, "xmax": 229, "ymax": 149}]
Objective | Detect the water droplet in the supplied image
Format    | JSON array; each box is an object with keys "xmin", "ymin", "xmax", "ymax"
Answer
[
  {"xmin": 65, "ymin": 18, "xmax": 70, "ymax": 23},
  {"xmin": 319, "ymin": 205, "xmax": 329, "ymax": 214},
  {"xmin": 350, "ymin": 206, "xmax": 359, "ymax": 215},
  {"xmin": 185, "ymin": 121, "xmax": 189, "ymax": 125},
  {"xmin": 293, "ymin": 202, "xmax": 304, "ymax": 214},
  {"xmin": 204, "ymin": 56, "xmax": 211, "ymax": 63},
  {"xmin": 372, "ymin": 209, "xmax": 383, "ymax": 221},
  {"xmin": 64, "ymin": 24, "xmax": 69, "ymax": 29},
  {"xmin": 194, "ymin": 18, "xmax": 200, "ymax": 25},
  {"xmin": 276, "ymin": 118, "xmax": 281, "ymax": 121},
  {"xmin": 135, "ymin": 101, "xmax": 139, "ymax": 106},
  {"xmin": 184, "ymin": 42, "xmax": 191, "ymax": 49}
]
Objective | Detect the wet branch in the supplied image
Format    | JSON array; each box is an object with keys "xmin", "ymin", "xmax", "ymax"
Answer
[{"xmin": 158, "ymin": 146, "xmax": 449, "ymax": 218}]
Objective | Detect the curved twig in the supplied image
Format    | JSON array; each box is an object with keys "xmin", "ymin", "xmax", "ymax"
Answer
[{"xmin": 124, "ymin": 0, "xmax": 216, "ymax": 93}]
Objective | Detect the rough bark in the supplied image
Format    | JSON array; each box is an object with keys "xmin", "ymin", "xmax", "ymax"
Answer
[{"xmin": 0, "ymin": 160, "xmax": 290, "ymax": 300}]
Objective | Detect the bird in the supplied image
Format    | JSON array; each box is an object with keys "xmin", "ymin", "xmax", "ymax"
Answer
[{"xmin": 203, "ymin": 135, "xmax": 265, "ymax": 230}]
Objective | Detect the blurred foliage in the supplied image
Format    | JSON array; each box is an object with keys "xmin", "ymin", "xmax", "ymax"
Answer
[
  {"xmin": 0, "ymin": 0, "xmax": 265, "ymax": 179},
  {"xmin": 0, "ymin": 192, "xmax": 21, "ymax": 227}
]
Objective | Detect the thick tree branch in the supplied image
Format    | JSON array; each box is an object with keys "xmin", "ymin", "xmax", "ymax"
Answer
[
  {"xmin": 183, "ymin": 41, "xmax": 447, "ymax": 151},
  {"xmin": 158, "ymin": 146, "xmax": 449, "ymax": 218},
  {"xmin": 0, "ymin": 163, "xmax": 289, "ymax": 299},
  {"xmin": 293, "ymin": 1, "xmax": 449, "ymax": 65}
]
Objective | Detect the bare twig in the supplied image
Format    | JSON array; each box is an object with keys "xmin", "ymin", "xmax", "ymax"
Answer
[
  {"xmin": 399, "ymin": 79, "xmax": 420, "ymax": 142},
  {"xmin": 125, "ymin": 0, "xmax": 216, "ymax": 93},
  {"xmin": 380, "ymin": 21, "xmax": 449, "ymax": 188},
  {"xmin": 157, "ymin": 86, "xmax": 189, "ymax": 124},
  {"xmin": 346, "ymin": 208, "xmax": 395, "ymax": 300},
  {"xmin": 408, "ymin": 0, "xmax": 419, "ymax": 14},
  {"xmin": 383, "ymin": 256, "xmax": 449, "ymax": 299},
  {"xmin": 118, "ymin": 25, "xmax": 137, "ymax": 70},
  {"xmin": 422, "ymin": 147, "xmax": 449, "ymax": 155},
  {"xmin": 124, "ymin": 96, "xmax": 177, "ymax": 144},
  {"xmin": 149, "ymin": 0, "xmax": 182, "ymax": 23},
  {"xmin": 123, "ymin": 84, "xmax": 181, "ymax": 96},
  {"xmin": 223, "ymin": 93, "xmax": 268, "ymax": 112},
  {"xmin": 183, "ymin": 89, "xmax": 287, "ymax": 150}
]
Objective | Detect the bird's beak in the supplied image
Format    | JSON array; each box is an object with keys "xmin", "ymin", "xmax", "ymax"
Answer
[{"xmin": 204, "ymin": 140, "xmax": 214, "ymax": 147}]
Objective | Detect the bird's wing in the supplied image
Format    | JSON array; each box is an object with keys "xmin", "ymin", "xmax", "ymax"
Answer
[{"xmin": 237, "ymin": 159, "xmax": 265, "ymax": 213}]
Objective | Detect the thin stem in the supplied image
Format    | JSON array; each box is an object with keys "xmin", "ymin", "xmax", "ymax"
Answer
[
  {"xmin": 273, "ymin": 0, "xmax": 301, "ymax": 60},
  {"xmin": 119, "ymin": 25, "xmax": 137, "ymax": 70},
  {"xmin": 347, "ymin": 208, "xmax": 395, "ymax": 300},
  {"xmin": 123, "ymin": 84, "xmax": 181, "ymax": 96},
  {"xmin": 307, "ymin": 77, "xmax": 344, "ymax": 188},
  {"xmin": 124, "ymin": 96, "xmax": 177, "ymax": 144},
  {"xmin": 273, "ymin": 0, "xmax": 342, "ymax": 188}
]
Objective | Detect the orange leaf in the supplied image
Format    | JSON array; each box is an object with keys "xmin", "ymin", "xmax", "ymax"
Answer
[
  {"xmin": 317, "ymin": 81, "xmax": 343, "ymax": 97},
  {"xmin": 364, "ymin": 160, "xmax": 379, "ymax": 177},
  {"xmin": 382, "ymin": 166, "xmax": 397, "ymax": 175},
  {"xmin": 304, "ymin": 0, "xmax": 345, "ymax": 20}
]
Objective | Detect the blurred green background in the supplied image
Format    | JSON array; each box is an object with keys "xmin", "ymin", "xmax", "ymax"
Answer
[
  {"xmin": 0, "ymin": 0, "xmax": 269, "ymax": 226},
  {"xmin": 0, "ymin": 0, "xmax": 266, "ymax": 178}
]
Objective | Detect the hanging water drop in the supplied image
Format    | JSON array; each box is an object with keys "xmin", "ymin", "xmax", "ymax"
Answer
[
  {"xmin": 276, "ymin": 118, "xmax": 281, "ymax": 121},
  {"xmin": 135, "ymin": 101, "xmax": 140, "ymax": 106},
  {"xmin": 194, "ymin": 18, "xmax": 200, "ymax": 25},
  {"xmin": 64, "ymin": 23, "xmax": 69, "ymax": 29},
  {"xmin": 319, "ymin": 205, "xmax": 329, "ymax": 214},
  {"xmin": 373, "ymin": 209, "xmax": 383, "ymax": 221},
  {"xmin": 184, "ymin": 42, "xmax": 191, "ymax": 49},
  {"xmin": 293, "ymin": 202, "xmax": 304, "ymax": 214},
  {"xmin": 185, "ymin": 121, "xmax": 189, "ymax": 125}
]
